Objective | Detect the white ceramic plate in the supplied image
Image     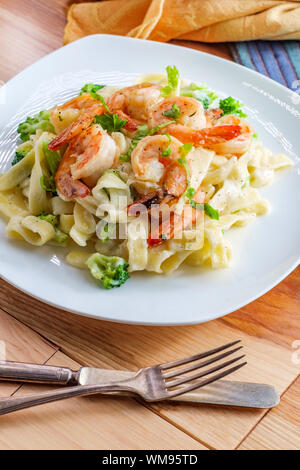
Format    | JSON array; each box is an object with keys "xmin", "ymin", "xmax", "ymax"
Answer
[{"xmin": 0, "ymin": 35, "xmax": 299, "ymax": 325}]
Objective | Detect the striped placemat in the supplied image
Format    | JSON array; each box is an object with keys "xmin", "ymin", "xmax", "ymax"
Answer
[{"xmin": 229, "ymin": 40, "xmax": 300, "ymax": 90}]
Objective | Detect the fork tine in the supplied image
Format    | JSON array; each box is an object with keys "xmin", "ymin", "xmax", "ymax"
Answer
[
  {"xmin": 167, "ymin": 362, "xmax": 247, "ymax": 398},
  {"xmin": 160, "ymin": 340, "xmax": 241, "ymax": 370},
  {"xmin": 163, "ymin": 346, "xmax": 243, "ymax": 379},
  {"xmin": 166, "ymin": 355, "xmax": 245, "ymax": 388}
]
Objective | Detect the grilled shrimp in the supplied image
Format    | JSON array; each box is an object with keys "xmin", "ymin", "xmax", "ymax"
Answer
[
  {"xmin": 49, "ymin": 95, "xmax": 105, "ymax": 151},
  {"xmin": 49, "ymin": 94, "xmax": 138, "ymax": 151},
  {"xmin": 149, "ymin": 96, "xmax": 207, "ymax": 130},
  {"xmin": 148, "ymin": 97, "xmax": 241, "ymax": 151},
  {"xmin": 147, "ymin": 187, "xmax": 206, "ymax": 247},
  {"xmin": 129, "ymin": 133, "xmax": 207, "ymax": 246},
  {"xmin": 131, "ymin": 134, "xmax": 187, "ymax": 197},
  {"xmin": 55, "ymin": 124, "xmax": 117, "ymax": 199},
  {"xmin": 108, "ymin": 83, "xmax": 161, "ymax": 122},
  {"xmin": 208, "ymin": 115, "xmax": 254, "ymax": 155}
]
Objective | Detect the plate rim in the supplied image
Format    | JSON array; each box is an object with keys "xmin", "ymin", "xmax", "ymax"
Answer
[{"xmin": 0, "ymin": 33, "xmax": 299, "ymax": 325}]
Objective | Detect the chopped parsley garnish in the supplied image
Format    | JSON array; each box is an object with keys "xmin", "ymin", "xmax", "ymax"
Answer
[
  {"xmin": 94, "ymin": 94, "xmax": 110, "ymax": 112},
  {"xmin": 219, "ymin": 96, "xmax": 247, "ymax": 118},
  {"xmin": 252, "ymin": 132, "xmax": 258, "ymax": 139},
  {"xmin": 242, "ymin": 175, "xmax": 251, "ymax": 189},
  {"xmin": 120, "ymin": 121, "xmax": 175, "ymax": 162},
  {"xmin": 203, "ymin": 203, "xmax": 220, "ymax": 220},
  {"xmin": 94, "ymin": 113, "xmax": 126, "ymax": 132},
  {"xmin": 148, "ymin": 121, "xmax": 176, "ymax": 136},
  {"xmin": 162, "ymin": 104, "xmax": 181, "ymax": 119},
  {"xmin": 162, "ymin": 147, "xmax": 171, "ymax": 157},
  {"xmin": 177, "ymin": 143, "xmax": 197, "ymax": 199},
  {"xmin": 120, "ymin": 125, "xmax": 149, "ymax": 162},
  {"xmin": 80, "ymin": 83, "xmax": 105, "ymax": 95},
  {"xmin": 161, "ymin": 133, "xmax": 172, "ymax": 157},
  {"xmin": 161, "ymin": 65, "xmax": 180, "ymax": 98},
  {"xmin": 189, "ymin": 200, "xmax": 219, "ymax": 220},
  {"xmin": 185, "ymin": 187, "xmax": 196, "ymax": 199},
  {"xmin": 80, "ymin": 83, "xmax": 110, "ymax": 111}
]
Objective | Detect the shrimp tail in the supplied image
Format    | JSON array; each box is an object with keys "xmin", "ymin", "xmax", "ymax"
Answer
[
  {"xmin": 55, "ymin": 173, "xmax": 90, "ymax": 199},
  {"xmin": 196, "ymin": 125, "xmax": 242, "ymax": 145},
  {"xmin": 116, "ymin": 110, "xmax": 138, "ymax": 132},
  {"xmin": 48, "ymin": 113, "xmax": 96, "ymax": 151}
]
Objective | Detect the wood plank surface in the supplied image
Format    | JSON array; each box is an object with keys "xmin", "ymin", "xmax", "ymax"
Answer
[
  {"xmin": 0, "ymin": 351, "xmax": 206, "ymax": 450},
  {"xmin": 0, "ymin": 0, "xmax": 299, "ymax": 451},
  {"xmin": 0, "ymin": 275, "xmax": 299, "ymax": 450},
  {"xmin": 0, "ymin": 309, "xmax": 58, "ymax": 398},
  {"xmin": 239, "ymin": 377, "xmax": 300, "ymax": 450}
]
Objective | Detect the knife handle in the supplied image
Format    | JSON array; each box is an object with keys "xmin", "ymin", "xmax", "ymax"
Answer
[{"xmin": 0, "ymin": 361, "xmax": 78, "ymax": 385}]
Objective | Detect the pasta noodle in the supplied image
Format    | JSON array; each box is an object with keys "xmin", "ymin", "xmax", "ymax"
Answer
[
  {"xmin": 0, "ymin": 66, "xmax": 294, "ymax": 289},
  {"xmin": 6, "ymin": 215, "xmax": 55, "ymax": 246}
]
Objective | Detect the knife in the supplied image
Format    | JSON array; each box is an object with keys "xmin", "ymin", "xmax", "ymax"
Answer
[{"xmin": 0, "ymin": 360, "xmax": 280, "ymax": 409}]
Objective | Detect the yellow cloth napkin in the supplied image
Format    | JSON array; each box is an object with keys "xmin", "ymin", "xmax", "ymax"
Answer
[{"xmin": 64, "ymin": 0, "xmax": 300, "ymax": 45}]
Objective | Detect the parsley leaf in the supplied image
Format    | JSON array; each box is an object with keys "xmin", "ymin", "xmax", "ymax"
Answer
[
  {"xmin": 185, "ymin": 187, "xmax": 196, "ymax": 199},
  {"xmin": 94, "ymin": 113, "xmax": 126, "ymax": 132},
  {"xmin": 179, "ymin": 143, "xmax": 194, "ymax": 160},
  {"xmin": 120, "ymin": 125, "xmax": 149, "ymax": 162},
  {"xmin": 93, "ymin": 94, "xmax": 110, "ymax": 112},
  {"xmin": 120, "ymin": 121, "xmax": 176, "ymax": 163},
  {"xmin": 219, "ymin": 96, "xmax": 247, "ymax": 118},
  {"xmin": 81, "ymin": 83, "xmax": 110, "ymax": 111},
  {"xmin": 161, "ymin": 65, "xmax": 180, "ymax": 98},
  {"xmin": 162, "ymin": 104, "xmax": 181, "ymax": 119},
  {"xmin": 80, "ymin": 84, "xmax": 105, "ymax": 95},
  {"xmin": 204, "ymin": 203, "xmax": 219, "ymax": 220},
  {"xmin": 177, "ymin": 143, "xmax": 195, "ymax": 198},
  {"xmin": 189, "ymin": 200, "xmax": 219, "ymax": 220}
]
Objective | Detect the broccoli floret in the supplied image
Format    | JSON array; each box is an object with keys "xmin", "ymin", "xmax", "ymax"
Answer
[
  {"xmin": 12, "ymin": 146, "xmax": 31, "ymax": 166},
  {"xmin": 180, "ymin": 82, "xmax": 218, "ymax": 109},
  {"xmin": 17, "ymin": 110, "xmax": 54, "ymax": 142},
  {"xmin": 219, "ymin": 96, "xmax": 247, "ymax": 118},
  {"xmin": 86, "ymin": 253, "xmax": 130, "ymax": 289},
  {"xmin": 53, "ymin": 228, "xmax": 69, "ymax": 244},
  {"xmin": 196, "ymin": 96, "xmax": 210, "ymax": 110},
  {"xmin": 38, "ymin": 213, "xmax": 68, "ymax": 244},
  {"xmin": 38, "ymin": 213, "xmax": 58, "ymax": 226}
]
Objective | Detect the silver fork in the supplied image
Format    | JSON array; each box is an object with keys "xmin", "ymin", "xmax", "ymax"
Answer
[{"xmin": 0, "ymin": 341, "xmax": 246, "ymax": 416}]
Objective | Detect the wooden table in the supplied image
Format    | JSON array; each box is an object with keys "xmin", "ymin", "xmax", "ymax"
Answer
[{"xmin": 0, "ymin": 0, "xmax": 299, "ymax": 450}]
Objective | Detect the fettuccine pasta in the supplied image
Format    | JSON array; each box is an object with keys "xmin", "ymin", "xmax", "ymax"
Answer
[{"xmin": 0, "ymin": 66, "xmax": 293, "ymax": 289}]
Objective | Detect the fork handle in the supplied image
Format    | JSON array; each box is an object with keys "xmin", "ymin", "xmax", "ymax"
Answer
[
  {"xmin": 0, "ymin": 360, "xmax": 78, "ymax": 385},
  {"xmin": 0, "ymin": 382, "xmax": 135, "ymax": 416}
]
